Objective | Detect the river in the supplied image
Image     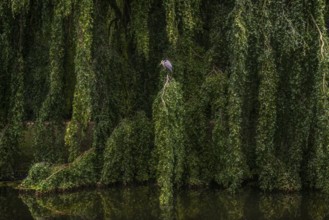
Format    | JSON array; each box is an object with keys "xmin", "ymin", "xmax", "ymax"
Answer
[{"xmin": 1, "ymin": 185, "xmax": 329, "ymax": 219}]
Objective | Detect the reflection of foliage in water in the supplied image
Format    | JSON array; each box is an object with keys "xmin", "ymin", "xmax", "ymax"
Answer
[
  {"xmin": 19, "ymin": 195, "xmax": 55, "ymax": 219},
  {"xmin": 17, "ymin": 187, "xmax": 329, "ymax": 220},
  {"xmin": 306, "ymin": 193, "xmax": 329, "ymax": 220},
  {"xmin": 100, "ymin": 187, "xmax": 160, "ymax": 219},
  {"xmin": 217, "ymin": 191, "xmax": 247, "ymax": 220},
  {"xmin": 20, "ymin": 190, "xmax": 101, "ymax": 219},
  {"xmin": 176, "ymin": 190, "xmax": 215, "ymax": 219},
  {"xmin": 0, "ymin": 187, "xmax": 33, "ymax": 220},
  {"xmin": 259, "ymin": 193, "xmax": 301, "ymax": 219},
  {"xmin": 20, "ymin": 187, "xmax": 160, "ymax": 219},
  {"xmin": 175, "ymin": 189, "xmax": 248, "ymax": 220}
]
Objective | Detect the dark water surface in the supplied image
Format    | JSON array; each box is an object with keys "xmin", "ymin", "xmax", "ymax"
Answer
[{"xmin": 1, "ymin": 185, "xmax": 329, "ymax": 220}]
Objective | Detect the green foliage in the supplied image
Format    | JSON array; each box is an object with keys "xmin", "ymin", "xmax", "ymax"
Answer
[
  {"xmin": 65, "ymin": 0, "xmax": 95, "ymax": 162},
  {"xmin": 33, "ymin": 0, "xmax": 69, "ymax": 164},
  {"xmin": 10, "ymin": 0, "xmax": 29, "ymax": 15},
  {"xmin": 0, "ymin": 2, "xmax": 12, "ymax": 127},
  {"xmin": 19, "ymin": 148, "xmax": 97, "ymax": 192},
  {"xmin": 33, "ymin": 123, "xmax": 66, "ymax": 164},
  {"xmin": 0, "ymin": 0, "xmax": 26, "ymax": 181},
  {"xmin": 131, "ymin": 0, "xmax": 151, "ymax": 59},
  {"xmin": 91, "ymin": 0, "xmax": 114, "ymax": 179},
  {"xmin": 0, "ymin": 52, "xmax": 24, "ymax": 180},
  {"xmin": 163, "ymin": 0, "xmax": 178, "ymax": 48},
  {"xmin": 306, "ymin": 0, "xmax": 329, "ymax": 193},
  {"xmin": 204, "ymin": 72, "xmax": 229, "ymax": 184},
  {"xmin": 254, "ymin": 2, "xmax": 279, "ymax": 191},
  {"xmin": 271, "ymin": 0, "xmax": 309, "ymax": 192},
  {"xmin": 183, "ymin": 71, "xmax": 228, "ymax": 186},
  {"xmin": 178, "ymin": 0, "xmax": 200, "ymax": 37},
  {"xmin": 100, "ymin": 112, "xmax": 154, "ymax": 185},
  {"xmin": 2, "ymin": 0, "xmax": 329, "ymax": 197},
  {"xmin": 20, "ymin": 162, "xmax": 52, "ymax": 188},
  {"xmin": 223, "ymin": 0, "xmax": 250, "ymax": 191},
  {"xmin": 153, "ymin": 78, "xmax": 185, "ymax": 206}
]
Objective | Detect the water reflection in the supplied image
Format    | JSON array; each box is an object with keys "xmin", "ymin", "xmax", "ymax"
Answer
[
  {"xmin": 2, "ymin": 186, "xmax": 329, "ymax": 219},
  {"xmin": 20, "ymin": 190, "xmax": 102, "ymax": 219},
  {"xmin": 0, "ymin": 187, "xmax": 33, "ymax": 220},
  {"xmin": 304, "ymin": 193, "xmax": 329, "ymax": 220},
  {"xmin": 259, "ymin": 193, "xmax": 302, "ymax": 219},
  {"xmin": 176, "ymin": 189, "xmax": 247, "ymax": 220}
]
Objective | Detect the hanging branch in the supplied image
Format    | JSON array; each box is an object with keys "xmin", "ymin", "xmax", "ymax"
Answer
[
  {"xmin": 310, "ymin": 13, "xmax": 327, "ymax": 94},
  {"xmin": 65, "ymin": 0, "xmax": 95, "ymax": 162},
  {"xmin": 109, "ymin": 0, "xmax": 122, "ymax": 20}
]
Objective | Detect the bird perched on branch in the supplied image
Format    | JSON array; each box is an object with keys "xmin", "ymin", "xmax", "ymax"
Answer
[{"xmin": 160, "ymin": 59, "xmax": 173, "ymax": 72}]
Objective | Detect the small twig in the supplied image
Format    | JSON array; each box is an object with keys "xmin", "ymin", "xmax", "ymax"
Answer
[
  {"xmin": 43, "ymin": 164, "xmax": 69, "ymax": 182},
  {"xmin": 207, "ymin": 65, "xmax": 222, "ymax": 76},
  {"xmin": 310, "ymin": 14, "xmax": 325, "ymax": 58},
  {"xmin": 161, "ymin": 74, "xmax": 170, "ymax": 109},
  {"xmin": 191, "ymin": 48, "xmax": 204, "ymax": 59}
]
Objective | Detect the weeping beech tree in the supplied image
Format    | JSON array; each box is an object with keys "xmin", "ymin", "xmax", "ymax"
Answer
[{"xmin": 0, "ymin": 0, "xmax": 327, "ymax": 195}]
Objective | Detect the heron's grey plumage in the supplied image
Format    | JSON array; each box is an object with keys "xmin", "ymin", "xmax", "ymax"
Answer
[{"xmin": 160, "ymin": 59, "xmax": 173, "ymax": 72}]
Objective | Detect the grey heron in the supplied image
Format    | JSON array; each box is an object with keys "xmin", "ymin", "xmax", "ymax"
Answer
[{"xmin": 160, "ymin": 59, "xmax": 173, "ymax": 72}]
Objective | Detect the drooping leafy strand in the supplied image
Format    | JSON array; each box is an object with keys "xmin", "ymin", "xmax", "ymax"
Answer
[
  {"xmin": 290, "ymin": 1, "xmax": 308, "ymax": 190},
  {"xmin": 153, "ymin": 79, "xmax": 185, "ymax": 206},
  {"xmin": 0, "ymin": 53, "xmax": 24, "ymax": 180},
  {"xmin": 34, "ymin": 0, "xmax": 71, "ymax": 163},
  {"xmin": 0, "ymin": 7, "xmax": 25, "ymax": 180},
  {"xmin": 91, "ymin": 0, "xmax": 113, "ymax": 179},
  {"xmin": 255, "ymin": 7, "xmax": 279, "ymax": 191},
  {"xmin": 222, "ymin": 0, "xmax": 249, "ymax": 191},
  {"xmin": 163, "ymin": 0, "xmax": 178, "ymax": 48},
  {"xmin": 0, "ymin": 2, "xmax": 12, "ymax": 128},
  {"xmin": 100, "ymin": 112, "xmax": 153, "ymax": 185},
  {"xmin": 65, "ymin": 0, "xmax": 95, "ymax": 162},
  {"xmin": 10, "ymin": 0, "xmax": 29, "ymax": 15},
  {"xmin": 206, "ymin": 72, "xmax": 228, "ymax": 184},
  {"xmin": 276, "ymin": 0, "xmax": 306, "ymax": 191},
  {"xmin": 306, "ymin": 0, "xmax": 329, "ymax": 193},
  {"xmin": 131, "ymin": 0, "xmax": 151, "ymax": 59},
  {"xmin": 178, "ymin": 0, "xmax": 211, "ymax": 187}
]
